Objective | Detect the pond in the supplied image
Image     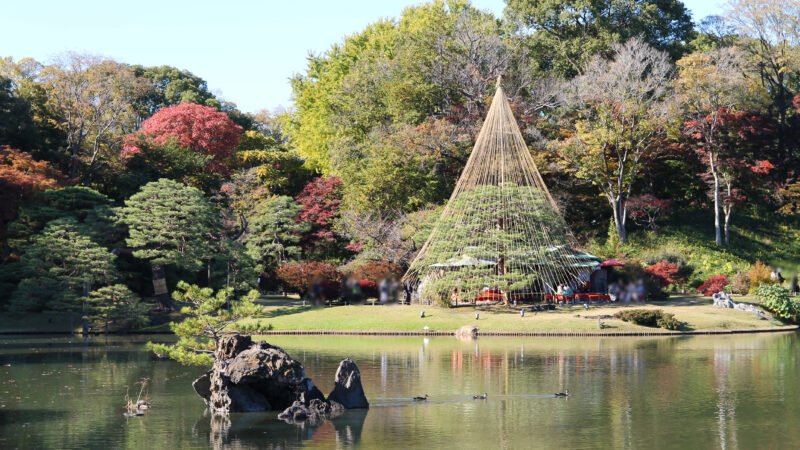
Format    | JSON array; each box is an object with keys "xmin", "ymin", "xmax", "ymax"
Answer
[{"xmin": 1, "ymin": 332, "xmax": 799, "ymax": 449}]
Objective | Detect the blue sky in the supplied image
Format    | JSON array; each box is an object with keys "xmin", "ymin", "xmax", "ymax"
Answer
[{"xmin": 6, "ymin": 0, "xmax": 723, "ymax": 113}]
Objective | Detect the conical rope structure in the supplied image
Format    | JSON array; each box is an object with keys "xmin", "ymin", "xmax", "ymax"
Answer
[{"xmin": 403, "ymin": 78, "xmax": 585, "ymax": 306}]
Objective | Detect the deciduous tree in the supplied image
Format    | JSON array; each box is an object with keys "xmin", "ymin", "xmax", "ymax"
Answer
[
  {"xmin": 122, "ymin": 103, "xmax": 242, "ymax": 175},
  {"xmin": 674, "ymin": 48, "xmax": 752, "ymax": 245},
  {"xmin": 559, "ymin": 38, "xmax": 672, "ymax": 243}
]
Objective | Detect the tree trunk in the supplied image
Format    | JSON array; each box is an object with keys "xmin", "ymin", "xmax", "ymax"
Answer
[
  {"xmin": 612, "ymin": 200, "xmax": 627, "ymax": 244},
  {"xmin": 724, "ymin": 208, "xmax": 731, "ymax": 246},
  {"xmin": 711, "ymin": 156, "xmax": 722, "ymax": 246},
  {"xmin": 151, "ymin": 264, "xmax": 173, "ymax": 311}
]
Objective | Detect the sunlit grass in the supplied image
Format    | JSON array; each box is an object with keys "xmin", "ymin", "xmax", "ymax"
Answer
[{"xmin": 236, "ymin": 294, "xmax": 793, "ymax": 334}]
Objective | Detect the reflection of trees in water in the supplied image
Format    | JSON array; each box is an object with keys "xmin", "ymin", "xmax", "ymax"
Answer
[{"xmin": 195, "ymin": 409, "xmax": 368, "ymax": 450}]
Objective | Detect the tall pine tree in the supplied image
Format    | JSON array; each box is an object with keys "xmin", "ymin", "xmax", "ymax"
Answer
[{"xmin": 117, "ymin": 178, "xmax": 220, "ymax": 310}]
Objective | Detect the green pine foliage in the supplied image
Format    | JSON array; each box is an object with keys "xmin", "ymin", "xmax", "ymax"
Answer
[
  {"xmin": 9, "ymin": 217, "xmax": 118, "ymax": 312},
  {"xmin": 8, "ymin": 186, "xmax": 115, "ymax": 251},
  {"xmin": 409, "ymin": 184, "xmax": 568, "ymax": 305},
  {"xmin": 147, "ymin": 281, "xmax": 261, "ymax": 366},
  {"xmin": 117, "ymin": 179, "xmax": 220, "ymax": 271},
  {"xmin": 245, "ymin": 195, "xmax": 309, "ymax": 273},
  {"xmin": 88, "ymin": 284, "xmax": 149, "ymax": 331}
]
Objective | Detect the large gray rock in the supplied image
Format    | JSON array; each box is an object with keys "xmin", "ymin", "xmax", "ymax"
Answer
[
  {"xmin": 327, "ymin": 358, "xmax": 369, "ymax": 409},
  {"xmin": 712, "ymin": 292, "xmax": 735, "ymax": 308},
  {"xmin": 200, "ymin": 334, "xmax": 325, "ymax": 414},
  {"xmin": 712, "ymin": 292, "xmax": 766, "ymax": 315},
  {"xmin": 278, "ymin": 398, "xmax": 345, "ymax": 424}
]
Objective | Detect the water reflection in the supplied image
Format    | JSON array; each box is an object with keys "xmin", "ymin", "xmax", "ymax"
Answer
[
  {"xmin": 0, "ymin": 333, "xmax": 798, "ymax": 448},
  {"xmin": 194, "ymin": 409, "xmax": 368, "ymax": 449}
]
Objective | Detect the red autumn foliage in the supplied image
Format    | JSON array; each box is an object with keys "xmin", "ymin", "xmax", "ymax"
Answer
[
  {"xmin": 697, "ymin": 274, "xmax": 730, "ymax": 296},
  {"xmin": 276, "ymin": 261, "xmax": 342, "ymax": 297},
  {"xmin": 122, "ymin": 103, "xmax": 242, "ymax": 174},
  {"xmin": 320, "ymin": 279, "xmax": 342, "ymax": 299},
  {"xmin": 0, "ymin": 146, "xmax": 64, "ymax": 224},
  {"xmin": 295, "ymin": 176, "xmax": 343, "ymax": 248},
  {"xmin": 644, "ymin": 260, "xmax": 679, "ymax": 287},
  {"xmin": 626, "ymin": 195, "xmax": 672, "ymax": 232},
  {"xmin": 358, "ymin": 279, "xmax": 378, "ymax": 298},
  {"xmin": 348, "ymin": 261, "xmax": 404, "ymax": 282}
]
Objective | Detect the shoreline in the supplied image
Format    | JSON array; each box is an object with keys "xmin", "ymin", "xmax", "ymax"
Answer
[
  {"xmin": 248, "ymin": 326, "xmax": 799, "ymax": 337},
  {"xmin": 1, "ymin": 326, "xmax": 796, "ymax": 337}
]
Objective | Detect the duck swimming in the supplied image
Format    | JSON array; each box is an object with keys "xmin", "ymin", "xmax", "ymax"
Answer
[
  {"xmin": 473, "ymin": 393, "xmax": 488, "ymax": 400},
  {"xmin": 413, "ymin": 394, "xmax": 429, "ymax": 401},
  {"xmin": 554, "ymin": 389, "xmax": 570, "ymax": 397}
]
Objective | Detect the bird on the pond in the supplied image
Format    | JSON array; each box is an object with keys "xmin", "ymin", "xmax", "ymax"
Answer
[
  {"xmin": 554, "ymin": 389, "xmax": 570, "ymax": 397},
  {"xmin": 413, "ymin": 394, "xmax": 429, "ymax": 401},
  {"xmin": 473, "ymin": 393, "xmax": 488, "ymax": 400}
]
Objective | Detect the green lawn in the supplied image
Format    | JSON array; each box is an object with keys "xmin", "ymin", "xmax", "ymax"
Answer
[{"xmin": 237, "ymin": 294, "xmax": 794, "ymax": 335}]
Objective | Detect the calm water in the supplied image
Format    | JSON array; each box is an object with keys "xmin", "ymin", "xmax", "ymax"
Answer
[{"xmin": 1, "ymin": 332, "xmax": 799, "ymax": 449}]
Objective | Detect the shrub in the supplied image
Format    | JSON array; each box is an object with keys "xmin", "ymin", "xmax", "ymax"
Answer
[
  {"xmin": 276, "ymin": 261, "xmax": 342, "ymax": 298},
  {"xmin": 358, "ymin": 279, "xmax": 378, "ymax": 298},
  {"xmin": 645, "ymin": 260, "xmax": 679, "ymax": 287},
  {"xmin": 697, "ymin": 274, "xmax": 729, "ymax": 296},
  {"xmin": 731, "ymin": 271, "xmax": 751, "ymax": 295},
  {"xmin": 644, "ymin": 252, "xmax": 694, "ymax": 289},
  {"xmin": 614, "ymin": 309, "xmax": 661, "ymax": 327},
  {"xmin": 348, "ymin": 261, "xmax": 403, "ymax": 283},
  {"xmin": 656, "ymin": 313, "xmax": 682, "ymax": 330},
  {"xmin": 748, "ymin": 261, "xmax": 774, "ymax": 287},
  {"xmin": 614, "ymin": 309, "xmax": 683, "ymax": 330},
  {"xmin": 320, "ymin": 279, "xmax": 341, "ymax": 299},
  {"xmin": 753, "ymin": 283, "xmax": 798, "ymax": 321}
]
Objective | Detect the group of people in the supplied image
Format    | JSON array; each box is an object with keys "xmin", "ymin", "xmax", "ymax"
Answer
[{"xmin": 608, "ymin": 279, "xmax": 646, "ymax": 303}]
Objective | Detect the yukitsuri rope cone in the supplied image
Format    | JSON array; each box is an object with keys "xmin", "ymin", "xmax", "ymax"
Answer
[{"xmin": 403, "ymin": 77, "xmax": 585, "ymax": 306}]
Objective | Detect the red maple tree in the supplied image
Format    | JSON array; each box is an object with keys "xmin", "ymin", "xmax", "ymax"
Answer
[
  {"xmin": 276, "ymin": 261, "xmax": 342, "ymax": 298},
  {"xmin": 122, "ymin": 103, "xmax": 242, "ymax": 174},
  {"xmin": 644, "ymin": 260, "xmax": 680, "ymax": 288},
  {"xmin": 698, "ymin": 274, "xmax": 730, "ymax": 296},
  {"xmin": 295, "ymin": 176, "xmax": 343, "ymax": 249},
  {"xmin": 626, "ymin": 195, "xmax": 672, "ymax": 233}
]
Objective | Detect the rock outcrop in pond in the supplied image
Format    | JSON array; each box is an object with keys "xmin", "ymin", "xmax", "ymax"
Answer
[{"xmin": 193, "ymin": 335, "xmax": 368, "ymax": 419}]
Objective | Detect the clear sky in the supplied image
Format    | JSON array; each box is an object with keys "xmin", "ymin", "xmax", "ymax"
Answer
[{"xmin": 6, "ymin": 0, "xmax": 723, "ymax": 113}]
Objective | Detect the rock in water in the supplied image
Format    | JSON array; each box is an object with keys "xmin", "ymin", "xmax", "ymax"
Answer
[
  {"xmin": 455, "ymin": 325, "xmax": 479, "ymax": 340},
  {"xmin": 327, "ymin": 358, "xmax": 369, "ymax": 409},
  {"xmin": 200, "ymin": 334, "xmax": 326, "ymax": 414},
  {"xmin": 278, "ymin": 398, "xmax": 346, "ymax": 424}
]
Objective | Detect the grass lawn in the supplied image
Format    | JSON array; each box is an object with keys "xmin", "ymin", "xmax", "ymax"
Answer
[{"xmin": 237, "ymin": 294, "xmax": 795, "ymax": 335}]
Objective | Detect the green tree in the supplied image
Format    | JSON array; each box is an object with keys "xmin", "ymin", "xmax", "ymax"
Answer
[
  {"xmin": 246, "ymin": 196, "xmax": 309, "ymax": 273},
  {"xmin": 147, "ymin": 282, "xmax": 260, "ymax": 366},
  {"xmin": 408, "ymin": 184, "xmax": 566, "ymax": 305},
  {"xmin": 39, "ymin": 53, "xmax": 147, "ymax": 182},
  {"xmin": 131, "ymin": 64, "xmax": 220, "ymax": 119},
  {"xmin": 506, "ymin": 0, "xmax": 694, "ymax": 77},
  {"xmin": 88, "ymin": 284, "xmax": 149, "ymax": 333},
  {"xmin": 10, "ymin": 217, "xmax": 117, "ymax": 312},
  {"xmin": 7, "ymin": 186, "xmax": 117, "ymax": 252},
  {"xmin": 117, "ymin": 179, "xmax": 221, "ymax": 310}
]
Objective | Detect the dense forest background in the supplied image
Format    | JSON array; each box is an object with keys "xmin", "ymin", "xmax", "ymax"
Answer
[{"xmin": 3, "ymin": 0, "xmax": 800, "ymax": 323}]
